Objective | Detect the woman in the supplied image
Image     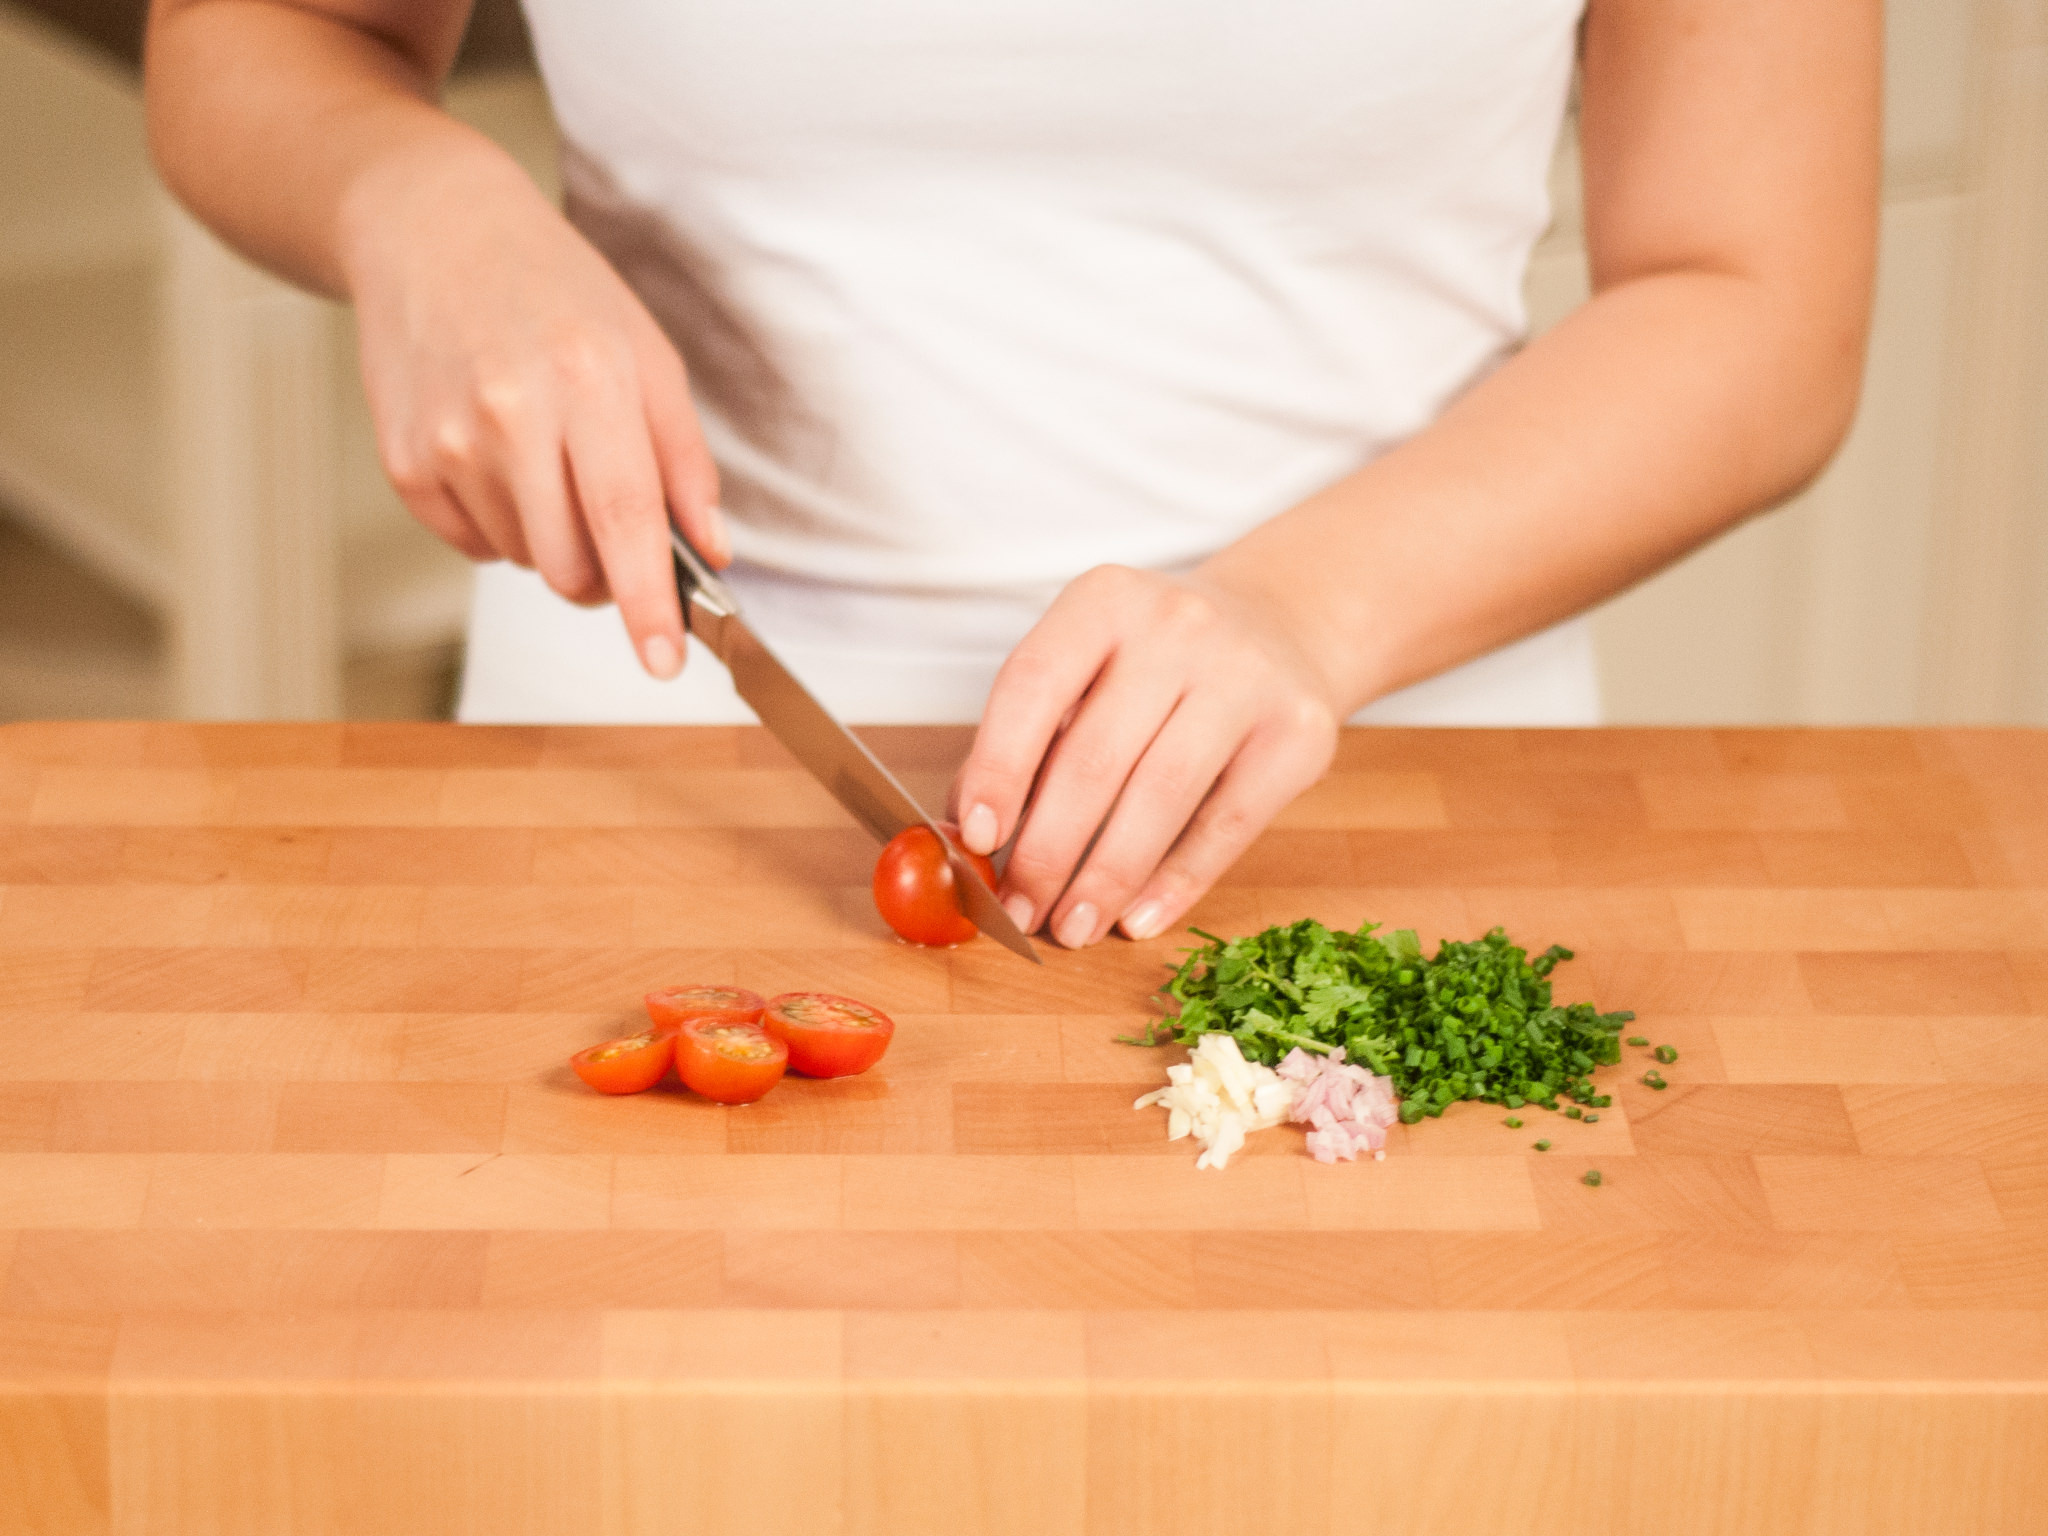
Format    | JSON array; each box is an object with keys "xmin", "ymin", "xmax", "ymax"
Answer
[{"xmin": 144, "ymin": 0, "xmax": 1879, "ymax": 949}]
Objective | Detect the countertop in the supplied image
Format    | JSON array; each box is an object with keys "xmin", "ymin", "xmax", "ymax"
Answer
[{"xmin": 2, "ymin": 722, "xmax": 2044, "ymax": 1534}]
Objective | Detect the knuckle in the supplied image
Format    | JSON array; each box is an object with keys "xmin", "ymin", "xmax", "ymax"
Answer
[
  {"xmin": 540, "ymin": 558, "xmax": 606, "ymax": 607},
  {"xmin": 430, "ymin": 416, "xmax": 479, "ymax": 468},
  {"xmin": 1149, "ymin": 861, "xmax": 1198, "ymax": 903},
  {"xmin": 1283, "ymin": 692, "xmax": 1340, "ymax": 745},
  {"xmin": 994, "ymin": 642, "xmax": 1062, "ymax": 693},
  {"xmin": 581, "ymin": 487, "xmax": 655, "ymax": 538},
  {"xmin": 381, "ymin": 441, "xmax": 432, "ymax": 498},
  {"xmin": 1054, "ymin": 736, "xmax": 1124, "ymax": 787},
  {"xmin": 551, "ymin": 327, "xmax": 630, "ymax": 389},
  {"xmin": 1141, "ymin": 756, "xmax": 1207, "ymax": 810},
  {"xmin": 1075, "ymin": 852, "xmax": 1146, "ymax": 903},
  {"xmin": 1077, "ymin": 563, "xmax": 1139, "ymax": 599},
  {"xmin": 1001, "ymin": 846, "xmax": 1068, "ymax": 894},
  {"xmin": 1160, "ymin": 587, "xmax": 1215, "ymax": 632},
  {"xmin": 475, "ymin": 372, "xmax": 540, "ymax": 435},
  {"xmin": 1201, "ymin": 798, "xmax": 1260, "ymax": 852}
]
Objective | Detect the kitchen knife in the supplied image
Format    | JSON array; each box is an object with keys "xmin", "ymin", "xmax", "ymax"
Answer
[{"xmin": 671, "ymin": 529, "xmax": 1040, "ymax": 964}]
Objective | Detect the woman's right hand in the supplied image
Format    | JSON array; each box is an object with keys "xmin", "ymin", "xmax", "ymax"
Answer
[{"xmin": 340, "ymin": 140, "xmax": 726, "ymax": 679}]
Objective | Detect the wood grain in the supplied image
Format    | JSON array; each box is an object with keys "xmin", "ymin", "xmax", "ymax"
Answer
[{"xmin": 2, "ymin": 722, "xmax": 2045, "ymax": 1534}]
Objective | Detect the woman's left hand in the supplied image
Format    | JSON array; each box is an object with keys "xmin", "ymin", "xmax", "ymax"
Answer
[{"xmin": 949, "ymin": 565, "xmax": 1342, "ymax": 948}]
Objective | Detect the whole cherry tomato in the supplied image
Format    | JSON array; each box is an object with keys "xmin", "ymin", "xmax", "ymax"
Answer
[
  {"xmin": 873, "ymin": 822, "xmax": 998, "ymax": 947},
  {"xmin": 570, "ymin": 1031, "xmax": 672, "ymax": 1095},
  {"xmin": 674, "ymin": 1019, "xmax": 787, "ymax": 1105},
  {"xmin": 645, "ymin": 984, "xmax": 766, "ymax": 1036},
  {"xmin": 763, "ymin": 992, "xmax": 896, "ymax": 1078}
]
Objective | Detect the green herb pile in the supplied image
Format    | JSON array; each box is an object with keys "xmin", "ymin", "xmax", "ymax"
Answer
[{"xmin": 1127, "ymin": 920, "xmax": 1635, "ymax": 1124}]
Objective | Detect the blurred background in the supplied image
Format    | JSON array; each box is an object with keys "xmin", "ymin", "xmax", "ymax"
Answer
[{"xmin": 0, "ymin": 0, "xmax": 2042, "ymax": 725}]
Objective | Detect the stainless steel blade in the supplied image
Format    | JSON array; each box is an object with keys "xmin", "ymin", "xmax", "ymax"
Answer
[
  {"xmin": 939, "ymin": 843, "xmax": 1040, "ymax": 965},
  {"xmin": 673, "ymin": 531, "xmax": 1040, "ymax": 963}
]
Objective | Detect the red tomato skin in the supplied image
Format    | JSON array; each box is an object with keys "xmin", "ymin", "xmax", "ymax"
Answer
[
  {"xmin": 570, "ymin": 1033, "xmax": 673, "ymax": 1095},
  {"xmin": 645, "ymin": 985, "xmax": 767, "ymax": 1036},
  {"xmin": 674, "ymin": 1020, "xmax": 788, "ymax": 1105},
  {"xmin": 873, "ymin": 823, "xmax": 999, "ymax": 947},
  {"xmin": 763, "ymin": 992, "xmax": 897, "ymax": 1078}
]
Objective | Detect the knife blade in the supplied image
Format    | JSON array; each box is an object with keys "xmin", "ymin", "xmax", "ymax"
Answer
[{"xmin": 671, "ymin": 529, "xmax": 1040, "ymax": 964}]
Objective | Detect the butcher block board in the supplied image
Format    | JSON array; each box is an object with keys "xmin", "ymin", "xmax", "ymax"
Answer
[{"xmin": 2, "ymin": 722, "xmax": 2045, "ymax": 1536}]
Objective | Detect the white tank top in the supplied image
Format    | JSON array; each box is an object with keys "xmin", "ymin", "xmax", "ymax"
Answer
[{"xmin": 460, "ymin": 0, "xmax": 1599, "ymax": 725}]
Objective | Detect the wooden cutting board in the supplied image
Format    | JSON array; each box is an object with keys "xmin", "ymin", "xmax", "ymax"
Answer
[{"xmin": 2, "ymin": 722, "xmax": 2044, "ymax": 1535}]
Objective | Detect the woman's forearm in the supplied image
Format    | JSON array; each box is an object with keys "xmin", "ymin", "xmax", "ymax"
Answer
[
  {"xmin": 146, "ymin": 0, "xmax": 728, "ymax": 669},
  {"xmin": 1201, "ymin": 261, "xmax": 1871, "ymax": 713},
  {"xmin": 145, "ymin": 0, "xmax": 521, "ymax": 299}
]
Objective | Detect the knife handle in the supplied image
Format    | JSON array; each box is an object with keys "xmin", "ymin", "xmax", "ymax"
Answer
[{"xmin": 670, "ymin": 527, "xmax": 741, "ymax": 625}]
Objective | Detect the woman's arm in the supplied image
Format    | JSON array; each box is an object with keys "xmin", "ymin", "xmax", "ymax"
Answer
[
  {"xmin": 145, "ymin": 0, "xmax": 727, "ymax": 676},
  {"xmin": 956, "ymin": 0, "xmax": 1881, "ymax": 948},
  {"xmin": 145, "ymin": 0, "xmax": 471, "ymax": 296}
]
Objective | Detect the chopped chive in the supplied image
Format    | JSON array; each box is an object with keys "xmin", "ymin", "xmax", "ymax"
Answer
[
  {"xmin": 1592, "ymin": 1095, "xmax": 1612, "ymax": 1108},
  {"xmin": 1583, "ymin": 1113, "xmax": 1600, "ymax": 1124},
  {"xmin": 1563, "ymin": 1105, "xmax": 1583, "ymax": 1120},
  {"xmin": 1641, "ymin": 1070, "xmax": 1667, "ymax": 1090},
  {"xmin": 1581, "ymin": 1169, "xmax": 1603, "ymax": 1187},
  {"xmin": 1533, "ymin": 1139, "xmax": 1552, "ymax": 1151},
  {"xmin": 1130, "ymin": 921, "xmax": 1635, "ymax": 1127},
  {"xmin": 1505, "ymin": 1117, "xmax": 1523, "ymax": 1128},
  {"xmin": 1653, "ymin": 1044, "xmax": 1678, "ymax": 1064},
  {"xmin": 1626, "ymin": 1036, "xmax": 1649, "ymax": 1048}
]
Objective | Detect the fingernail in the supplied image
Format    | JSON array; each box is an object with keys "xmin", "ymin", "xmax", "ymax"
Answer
[
  {"xmin": 709, "ymin": 505, "xmax": 732, "ymax": 564},
  {"xmin": 1056, "ymin": 902, "xmax": 1098, "ymax": 950},
  {"xmin": 1120, "ymin": 900, "xmax": 1166, "ymax": 941},
  {"xmin": 962, "ymin": 803, "xmax": 998, "ymax": 854},
  {"xmin": 1003, "ymin": 895, "xmax": 1035, "ymax": 933},
  {"xmin": 641, "ymin": 633, "xmax": 683, "ymax": 679}
]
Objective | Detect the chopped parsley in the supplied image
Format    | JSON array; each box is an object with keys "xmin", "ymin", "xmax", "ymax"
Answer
[{"xmin": 1127, "ymin": 920, "xmax": 1634, "ymax": 1122}]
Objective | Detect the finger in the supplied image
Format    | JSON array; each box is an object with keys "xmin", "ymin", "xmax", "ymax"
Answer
[
  {"xmin": 999, "ymin": 654, "xmax": 1187, "ymax": 943},
  {"xmin": 381, "ymin": 435, "xmax": 499, "ymax": 563},
  {"xmin": 395, "ymin": 481, "xmax": 496, "ymax": 563},
  {"xmin": 560, "ymin": 370, "xmax": 688, "ymax": 680},
  {"xmin": 642, "ymin": 346, "xmax": 729, "ymax": 566},
  {"xmin": 424, "ymin": 408, "xmax": 534, "ymax": 568},
  {"xmin": 505, "ymin": 436, "xmax": 609, "ymax": 606},
  {"xmin": 1043, "ymin": 691, "xmax": 1249, "ymax": 949},
  {"xmin": 1116, "ymin": 723, "xmax": 1333, "ymax": 942},
  {"xmin": 952, "ymin": 568, "xmax": 1136, "ymax": 858},
  {"xmin": 440, "ymin": 457, "xmax": 534, "ymax": 569},
  {"xmin": 473, "ymin": 367, "xmax": 607, "ymax": 604}
]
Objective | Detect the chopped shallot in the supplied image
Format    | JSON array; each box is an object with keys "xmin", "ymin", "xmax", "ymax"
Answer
[
  {"xmin": 1276, "ymin": 1047, "xmax": 1399, "ymax": 1163},
  {"xmin": 1132, "ymin": 1033, "xmax": 1294, "ymax": 1170}
]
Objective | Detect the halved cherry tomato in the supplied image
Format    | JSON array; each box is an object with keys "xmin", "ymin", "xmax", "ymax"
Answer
[
  {"xmin": 873, "ymin": 822, "xmax": 998, "ymax": 946},
  {"xmin": 570, "ymin": 1031, "xmax": 672, "ymax": 1095},
  {"xmin": 645, "ymin": 984, "xmax": 766, "ymax": 1036},
  {"xmin": 674, "ymin": 1019, "xmax": 787, "ymax": 1105},
  {"xmin": 763, "ymin": 992, "xmax": 895, "ymax": 1078}
]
